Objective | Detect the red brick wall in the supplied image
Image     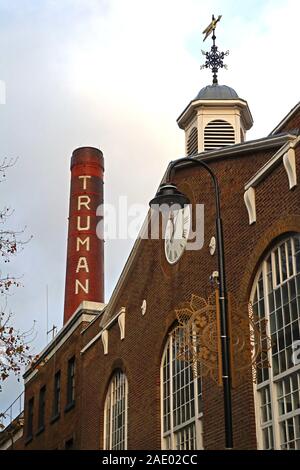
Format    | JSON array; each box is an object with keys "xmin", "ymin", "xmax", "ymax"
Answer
[
  {"xmin": 17, "ymin": 109, "xmax": 300, "ymax": 450},
  {"xmin": 78, "ymin": 143, "xmax": 300, "ymax": 450},
  {"xmin": 21, "ymin": 320, "xmax": 89, "ymax": 450}
]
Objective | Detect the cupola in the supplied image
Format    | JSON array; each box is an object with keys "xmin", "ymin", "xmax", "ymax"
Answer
[{"xmin": 177, "ymin": 15, "xmax": 253, "ymax": 155}]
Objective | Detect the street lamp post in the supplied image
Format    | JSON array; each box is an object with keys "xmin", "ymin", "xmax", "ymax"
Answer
[{"xmin": 150, "ymin": 156, "xmax": 233, "ymax": 449}]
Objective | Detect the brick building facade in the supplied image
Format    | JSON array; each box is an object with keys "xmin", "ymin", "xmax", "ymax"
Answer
[{"xmin": 1, "ymin": 81, "xmax": 300, "ymax": 450}]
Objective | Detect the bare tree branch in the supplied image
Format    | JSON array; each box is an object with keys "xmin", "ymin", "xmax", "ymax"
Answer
[{"xmin": 0, "ymin": 159, "xmax": 34, "ymax": 391}]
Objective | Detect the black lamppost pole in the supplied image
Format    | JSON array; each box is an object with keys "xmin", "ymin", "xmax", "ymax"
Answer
[{"xmin": 150, "ymin": 156, "xmax": 233, "ymax": 449}]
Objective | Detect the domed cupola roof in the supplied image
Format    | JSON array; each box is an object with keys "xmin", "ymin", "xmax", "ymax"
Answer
[{"xmin": 196, "ymin": 84, "xmax": 239, "ymax": 100}]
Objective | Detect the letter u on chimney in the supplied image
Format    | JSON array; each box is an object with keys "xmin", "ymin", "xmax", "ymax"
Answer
[{"xmin": 77, "ymin": 215, "xmax": 90, "ymax": 231}]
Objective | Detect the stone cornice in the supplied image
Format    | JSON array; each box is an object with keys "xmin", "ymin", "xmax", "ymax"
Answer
[
  {"xmin": 24, "ymin": 301, "xmax": 105, "ymax": 382},
  {"xmin": 177, "ymin": 98, "xmax": 253, "ymax": 130}
]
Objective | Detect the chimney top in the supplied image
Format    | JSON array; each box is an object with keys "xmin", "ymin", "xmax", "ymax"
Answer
[{"xmin": 71, "ymin": 146, "xmax": 104, "ymax": 171}]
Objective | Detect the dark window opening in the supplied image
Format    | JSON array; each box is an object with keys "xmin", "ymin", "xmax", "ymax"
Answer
[
  {"xmin": 52, "ymin": 370, "xmax": 61, "ymax": 418},
  {"xmin": 65, "ymin": 438, "xmax": 74, "ymax": 450},
  {"xmin": 26, "ymin": 397, "xmax": 34, "ymax": 439},
  {"xmin": 38, "ymin": 386, "xmax": 46, "ymax": 431},
  {"xmin": 66, "ymin": 356, "xmax": 75, "ymax": 407}
]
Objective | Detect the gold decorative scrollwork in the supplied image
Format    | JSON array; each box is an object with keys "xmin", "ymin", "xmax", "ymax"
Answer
[{"xmin": 171, "ymin": 290, "xmax": 271, "ymax": 387}]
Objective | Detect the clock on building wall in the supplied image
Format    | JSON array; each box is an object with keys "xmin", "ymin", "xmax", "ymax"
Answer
[{"xmin": 164, "ymin": 205, "xmax": 191, "ymax": 265}]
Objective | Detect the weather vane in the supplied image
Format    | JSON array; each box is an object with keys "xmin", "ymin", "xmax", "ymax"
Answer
[{"xmin": 200, "ymin": 14, "xmax": 229, "ymax": 85}]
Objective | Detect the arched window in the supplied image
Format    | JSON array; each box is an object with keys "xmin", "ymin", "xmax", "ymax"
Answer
[
  {"xmin": 251, "ymin": 235, "xmax": 300, "ymax": 449},
  {"xmin": 161, "ymin": 329, "xmax": 203, "ymax": 450},
  {"xmin": 187, "ymin": 127, "xmax": 198, "ymax": 156},
  {"xmin": 204, "ymin": 119, "xmax": 235, "ymax": 151},
  {"xmin": 103, "ymin": 370, "xmax": 128, "ymax": 450}
]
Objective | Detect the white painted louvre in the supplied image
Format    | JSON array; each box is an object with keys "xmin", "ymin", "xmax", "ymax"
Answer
[{"xmin": 204, "ymin": 119, "xmax": 235, "ymax": 150}]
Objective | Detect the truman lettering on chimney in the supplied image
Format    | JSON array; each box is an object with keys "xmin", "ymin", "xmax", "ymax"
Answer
[{"xmin": 63, "ymin": 147, "xmax": 104, "ymax": 324}]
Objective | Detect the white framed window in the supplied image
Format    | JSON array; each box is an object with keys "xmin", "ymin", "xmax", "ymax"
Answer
[
  {"xmin": 103, "ymin": 370, "xmax": 128, "ymax": 450},
  {"xmin": 251, "ymin": 235, "xmax": 300, "ymax": 449},
  {"xmin": 161, "ymin": 329, "xmax": 203, "ymax": 450}
]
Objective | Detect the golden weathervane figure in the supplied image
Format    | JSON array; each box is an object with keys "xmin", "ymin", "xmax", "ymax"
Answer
[{"xmin": 202, "ymin": 14, "xmax": 222, "ymax": 41}]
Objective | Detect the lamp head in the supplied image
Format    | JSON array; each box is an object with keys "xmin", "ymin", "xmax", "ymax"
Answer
[{"xmin": 149, "ymin": 183, "xmax": 190, "ymax": 211}]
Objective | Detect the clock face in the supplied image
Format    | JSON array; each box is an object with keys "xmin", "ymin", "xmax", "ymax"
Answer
[{"xmin": 164, "ymin": 205, "xmax": 191, "ymax": 265}]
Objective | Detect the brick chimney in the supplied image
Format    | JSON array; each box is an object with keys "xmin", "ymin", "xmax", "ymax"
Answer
[{"xmin": 63, "ymin": 147, "xmax": 104, "ymax": 324}]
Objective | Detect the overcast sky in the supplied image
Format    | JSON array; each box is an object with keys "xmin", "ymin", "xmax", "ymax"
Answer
[{"xmin": 0, "ymin": 0, "xmax": 299, "ymax": 414}]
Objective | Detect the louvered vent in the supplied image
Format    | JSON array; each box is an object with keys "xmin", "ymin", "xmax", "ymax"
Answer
[
  {"xmin": 187, "ymin": 127, "xmax": 198, "ymax": 156},
  {"xmin": 204, "ymin": 120, "xmax": 235, "ymax": 151}
]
